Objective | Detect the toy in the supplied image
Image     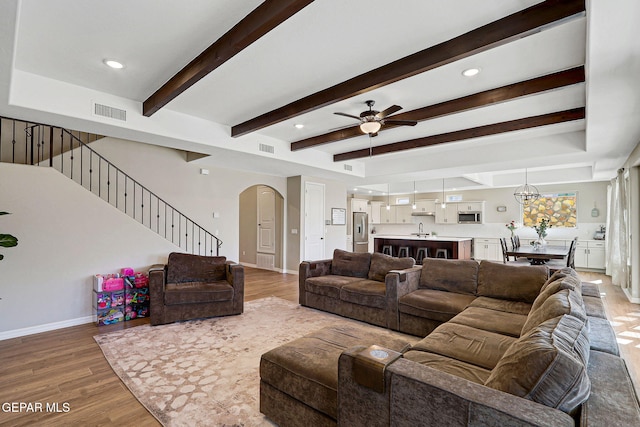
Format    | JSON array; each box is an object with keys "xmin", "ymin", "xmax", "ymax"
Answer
[
  {"xmin": 95, "ymin": 292, "xmax": 111, "ymax": 309},
  {"xmin": 111, "ymin": 291, "xmax": 124, "ymax": 307}
]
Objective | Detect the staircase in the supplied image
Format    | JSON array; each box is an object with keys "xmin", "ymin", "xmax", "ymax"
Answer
[{"xmin": 0, "ymin": 116, "xmax": 222, "ymax": 255}]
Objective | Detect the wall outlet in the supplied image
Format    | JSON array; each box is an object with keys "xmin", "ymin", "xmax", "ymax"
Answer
[
  {"xmin": 242, "ymin": 251, "xmax": 246, "ymax": 255},
  {"xmin": 291, "ymin": 228, "xmax": 298, "ymax": 234}
]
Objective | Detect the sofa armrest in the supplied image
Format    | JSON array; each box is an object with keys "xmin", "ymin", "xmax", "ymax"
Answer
[
  {"xmin": 384, "ymin": 266, "xmax": 422, "ymax": 330},
  {"xmin": 148, "ymin": 264, "xmax": 167, "ymax": 326},
  {"xmin": 338, "ymin": 348, "xmax": 574, "ymax": 427},
  {"xmin": 225, "ymin": 262, "xmax": 245, "ymax": 314},
  {"xmin": 299, "ymin": 259, "xmax": 332, "ymax": 305}
]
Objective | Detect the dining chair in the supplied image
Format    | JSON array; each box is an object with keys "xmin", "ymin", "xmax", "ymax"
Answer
[
  {"xmin": 499, "ymin": 237, "xmax": 530, "ymax": 266},
  {"xmin": 547, "ymin": 237, "xmax": 578, "ymax": 271}
]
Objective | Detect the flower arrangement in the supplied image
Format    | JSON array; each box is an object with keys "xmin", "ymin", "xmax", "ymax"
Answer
[
  {"xmin": 533, "ymin": 218, "xmax": 551, "ymax": 239},
  {"xmin": 505, "ymin": 220, "xmax": 518, "ymax": 236}
]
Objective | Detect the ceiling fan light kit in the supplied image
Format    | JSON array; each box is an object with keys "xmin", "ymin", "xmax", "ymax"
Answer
[{"xmin": 335, "ymin": 100, "xmax": 417, "ymax": 136}]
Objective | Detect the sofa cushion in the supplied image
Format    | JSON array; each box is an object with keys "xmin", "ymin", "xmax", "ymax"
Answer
[
  {"xmin": 330, "ymin": 249, "xmax": 371, "ymax": 278},
  {"xmin": 419, "ymin": 258, "xmax": 479, "ymax": 295},
  {"xmin": 583, "ymin": 295, "xmax": 607, "ymax": 318},
  {"xmin": 589, "ymin": 317, "xmax": 620, "ymax": 356},
  {"xmin": 531, "ymin": 274, "xmax": 583, "ymax": 313},
  {"xmin": 541, "ymin": 268, "xmax": 582, "ymax": 293},
  {"xmin": 468, "ymin": 296, "xmax": 532, "ymax": 315},
  {"xmin": 164, "ymin": 281, "xmax": 233, "ymax": 305},
  {"xmin": 305, "ymin": 275, "xmax": 364, "ymax": 299},
  {"xmin": 522, "ymin": 289, "xmax": 587, "ymax": 335},
  {"xmin": 485, "ymin": 314, "xmax": 591, "ymax": 414},
  {"xmin": 367, "ymin": 252, "xmax": 415, "ymax": 282},
  {"xmin": 449, "ymin": 307, "xmax": 527, "ymax": 338},
  {"xmin": 398, "ymin": 289, "xmax": 477, "ymax": 323},
  {"xmin": 340, "ymin": 279, "xmax": 387, "ymax": 309},
  {"xmin": 581, "ymin": 282, "xmax": 601, "ymax": 298},
  {"xmin": 411, "ymin": 323, "xmax": 517, "ymax": 370},
  {"xmin": 166, "ymin": 252, "xmax": 227, "ymax": 283},
  {"xmin": 403, "ymin": 350, "xmax": 491, "ymax": 384},
  {"xmin": 477, "ymin": 260, "xmax": 548, "ymax": 303}
]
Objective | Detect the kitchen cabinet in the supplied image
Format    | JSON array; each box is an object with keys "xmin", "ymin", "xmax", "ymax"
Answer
[
  {"xmin": 369, "ymin": 201, "xmax": 383, "ymax": 224},
  {"xmin": 414, "ymin": 200, "xmax": 436, "ymax": 215},
  {"xmin": 473, "ymin": 237, "xmax": 501, "ymax": 261},
  {"xmin": 575, "ymin": 240, "xmax": 606, "ymax": 270},
  {"xmin": 350, "ymin": 198, "xmax": 368, "ymax": 213},
  {"xmin": 458, "ymin": 202, "xmax": 485, "ymax": 212},
  {"xmin": 395, "ymin": 205, "xmax": 413, "ymax": 224},
  {"xmin": 380, "ymin": 205, "xmax": 395, "ymax": 223},
  {"xmin": 435, "ymin": 203, "xmax": 458, "ymax": 224}
]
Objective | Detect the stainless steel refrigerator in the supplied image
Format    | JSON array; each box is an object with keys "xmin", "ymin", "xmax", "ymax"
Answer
[{"xmin": 352, "ymin": 212, "xmax": 369, "ymax": 253}]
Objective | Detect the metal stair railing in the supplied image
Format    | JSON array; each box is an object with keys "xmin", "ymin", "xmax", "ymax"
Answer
[{"xmin": 0, "ymin": 116, "xmax": 222, "ymax": 255}]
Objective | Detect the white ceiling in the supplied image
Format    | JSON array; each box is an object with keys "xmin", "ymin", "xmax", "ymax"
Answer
[{"xmin": 2, "ymin": 0, "xmax": 640, "ymax": 196}]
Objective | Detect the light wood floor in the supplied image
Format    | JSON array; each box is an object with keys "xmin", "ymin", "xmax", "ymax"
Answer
[{"xmin": 0, "ymin": 268, "xmax": 637, "ymax": 426}]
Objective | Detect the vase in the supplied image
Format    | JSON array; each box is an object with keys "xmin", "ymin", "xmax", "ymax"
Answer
[{"xmin": 536, "ymin": 236, "xmax": 547, "ymax": 246}]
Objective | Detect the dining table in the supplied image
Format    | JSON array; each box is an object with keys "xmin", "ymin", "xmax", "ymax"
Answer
[{"xmin": 505, "ymin": 244, "xmax": 570, "ymax": 265}]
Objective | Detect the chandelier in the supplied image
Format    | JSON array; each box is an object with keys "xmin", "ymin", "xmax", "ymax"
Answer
[{"xmin": 514, "ymin": 169, "xmax": 540, "ymax": 204}]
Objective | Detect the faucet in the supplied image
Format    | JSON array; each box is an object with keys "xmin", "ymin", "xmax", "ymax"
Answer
[{"xmin": 418, "ymin": 222, "xmax": 423, "ymax": 234}]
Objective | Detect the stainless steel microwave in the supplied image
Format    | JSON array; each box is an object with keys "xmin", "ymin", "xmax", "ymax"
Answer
[{"xmin": 458, "ymin": 211, "xmax": 482, "ymax": 224}]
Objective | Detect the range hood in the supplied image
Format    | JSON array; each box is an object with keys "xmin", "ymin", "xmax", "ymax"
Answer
[{"xmin": 411, "ymin": 211, "xmax": 435, "ymax": 216}]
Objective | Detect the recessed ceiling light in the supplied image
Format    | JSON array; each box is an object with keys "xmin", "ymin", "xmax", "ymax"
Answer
[
  {"xmin": 353, "ymin": 187, "xmax": 358, "ymax": 191},
  {"xmin": 294, "ymin": 123, "xmax": 304, "ymax": 129},
  {"xmin": 462, "ymin": 68, "xmax": 480, "ymax": 77},
  {"xmin": 103, "ymin": 59, "xmax": 124, "ymax": 69}
]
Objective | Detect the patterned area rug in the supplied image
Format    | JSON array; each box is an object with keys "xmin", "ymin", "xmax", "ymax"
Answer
[{"xmin": 94, "ymin": 297, "xmax": 361, "ymax": 426}]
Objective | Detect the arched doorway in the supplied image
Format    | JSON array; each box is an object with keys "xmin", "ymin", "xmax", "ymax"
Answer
[{"xmin": 238, "ymin": 185, "xmax": 284, "ymax": 271}]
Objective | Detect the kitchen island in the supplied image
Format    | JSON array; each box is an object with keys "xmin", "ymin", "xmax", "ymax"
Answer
[{"xmin": 373, "ymin": 235, "xmax": 472, "ymax": 261}]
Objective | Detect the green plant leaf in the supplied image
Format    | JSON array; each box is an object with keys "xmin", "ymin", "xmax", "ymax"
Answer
[
  {"xmin": 0, "ymin": 212, "xmax": 10, "ymax": 216},
  {"xmin": 0, "ymin": 234, "xmax": 18, "ymax": 248},
  {"xmin": 0, "ymin": 254, "xmax": 4, "ymax": 260}
]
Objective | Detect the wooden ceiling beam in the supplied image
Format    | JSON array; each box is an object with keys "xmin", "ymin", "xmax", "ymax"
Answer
[
  {"xmin": 333, "ymin": 107, "xmax": 586, "ymax": 162},
  {"xmin": 232, "ymin": 0, "xmax": 585, "ymax": 137},
  {"xmin": 142, "ymin": 0, "xmax": 315, "ymax": 117},
  {"xmin": 291, "ymin": 66, "xmax": 585, "ymax": 151}
]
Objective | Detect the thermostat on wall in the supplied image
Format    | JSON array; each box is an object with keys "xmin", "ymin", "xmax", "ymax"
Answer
[{"xmin": 497, "ymin": 206, "xmax": 507, "ymax": 212}]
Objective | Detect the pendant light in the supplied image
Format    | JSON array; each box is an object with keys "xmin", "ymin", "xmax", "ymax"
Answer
[
  {"xmin": 441, "ymin": 178, "xmax": 446, "ymax": 209},
  {"xmin": 412, "ymin": 181, "xmax": 417, "ymax": 209},
  {"xmin": 513, "ymin": 168, "xmax": 540, "ymax": 204},
  {"xmin": 386, "ymin": 184, "xmax": 390, "ymax": 210}
]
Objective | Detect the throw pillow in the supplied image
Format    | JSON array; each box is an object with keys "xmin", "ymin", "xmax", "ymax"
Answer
[
  {"xmin": 485, "ymin": 314, "xmax": 591, "ymax": 415},
  {"xmin": 367, "ymin": 252, "xmax": 415, "ymax": 282},
  {"xmin": 530, "ymin": 275, "xmax": 582, "ymax": 313}
]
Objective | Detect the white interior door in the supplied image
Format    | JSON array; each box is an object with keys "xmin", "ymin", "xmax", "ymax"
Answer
[
  {"xmin": 304, "ymin": 182, "xmax": 325, "ymax": 260},
  {"xmin": 257, "ymin": 185, "xmax": 276, "ymax": 254}
]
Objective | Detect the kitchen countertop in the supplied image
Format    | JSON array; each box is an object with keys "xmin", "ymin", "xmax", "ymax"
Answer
[{"xmin": 373, "ymin": 235, "xmax": 472, "ymax": 242}]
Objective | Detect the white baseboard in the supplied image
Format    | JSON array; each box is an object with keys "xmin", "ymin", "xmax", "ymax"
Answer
[
  {"xmin": 623, "ymin": 287, "xmax": 640, "ymax": 304},
  {"xmin": 0, "ymin": 315, "xmax": 94, "ymax": 341},
  {"xmin": 239, "ymin": 263, "xmax": 298, "ymax": 275}
]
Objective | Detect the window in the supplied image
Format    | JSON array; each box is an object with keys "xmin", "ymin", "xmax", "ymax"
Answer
[{"xmin": 395, "ymin": 197, "xmax": 410, "ymax": 205}]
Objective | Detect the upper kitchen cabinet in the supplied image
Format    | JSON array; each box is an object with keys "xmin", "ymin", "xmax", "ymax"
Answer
[
  {"xmin": 395, "ymin": 205, "xmax": 413, "ymax": 224},
  {"xmin": 458, "ymin": 202, "xmax": 485, "ymax": 212},
  {"xmin": 370, "ymin": 201, "xmax": 383, "ymax": 224},
  {"xmin": 350, "ymin": 198, "xmax": 368, "ymax": 213},
  {"xmin": 435, "ymin": 203, "xmax": 458, "ymax": 224},
  {"xmin": 413, "ymin": 200, "xmax": 436, "ymax": 215}
]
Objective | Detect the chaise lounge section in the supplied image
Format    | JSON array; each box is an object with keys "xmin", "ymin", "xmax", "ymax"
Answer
[{"xmin": 261, "ymin": 257, "xmax": 640, "ymax": 426}]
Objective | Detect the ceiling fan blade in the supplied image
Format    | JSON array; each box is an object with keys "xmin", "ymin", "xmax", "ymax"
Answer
[
  {"xmin": 376, "ymin": 105, "xmax": 402, "ymax": 119},
  {"xmin": 384, "ymin": 120, "xmax": 418, "ymax": 126},
  {"xmin": 334, "ymin": 112, "xmax": 361, "ymax": 120}
]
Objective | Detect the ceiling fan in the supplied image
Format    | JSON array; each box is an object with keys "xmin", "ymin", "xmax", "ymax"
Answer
[{"xmin": 334, "ymin": 100, "xmax": 417, "ymax": 136}]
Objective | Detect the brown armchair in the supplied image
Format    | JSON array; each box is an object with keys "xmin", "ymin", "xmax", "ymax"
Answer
[{"xmin": 149, "ymin": 252, "xmax": 244, "ymax": 326}]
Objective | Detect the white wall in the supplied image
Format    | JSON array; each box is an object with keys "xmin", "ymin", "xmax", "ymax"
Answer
[{"xmin": 0, "ymin": 163, "xmax": 179, "ymax": 338}]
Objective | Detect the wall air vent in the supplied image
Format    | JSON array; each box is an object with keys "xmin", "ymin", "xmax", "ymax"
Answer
[
  {"xmin": 93, "ymin": 102, "xmax": 127, "ymax": 121},
  {"xmin": 259, "ymin": 143, "xmax": 274, "ymax": 154},
  {"xmin": 343, "ymin": 164, "xmax": 353, "ymax": 172}
]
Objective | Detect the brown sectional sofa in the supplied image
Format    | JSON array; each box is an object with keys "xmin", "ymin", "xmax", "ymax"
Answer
[
  {"xmin": 260, "ymin": 256, "xmax": 640, "ymax": 426},
  {"xmin": 299, "ymin": 249, "xmax": 418, "ymax": 329}
]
